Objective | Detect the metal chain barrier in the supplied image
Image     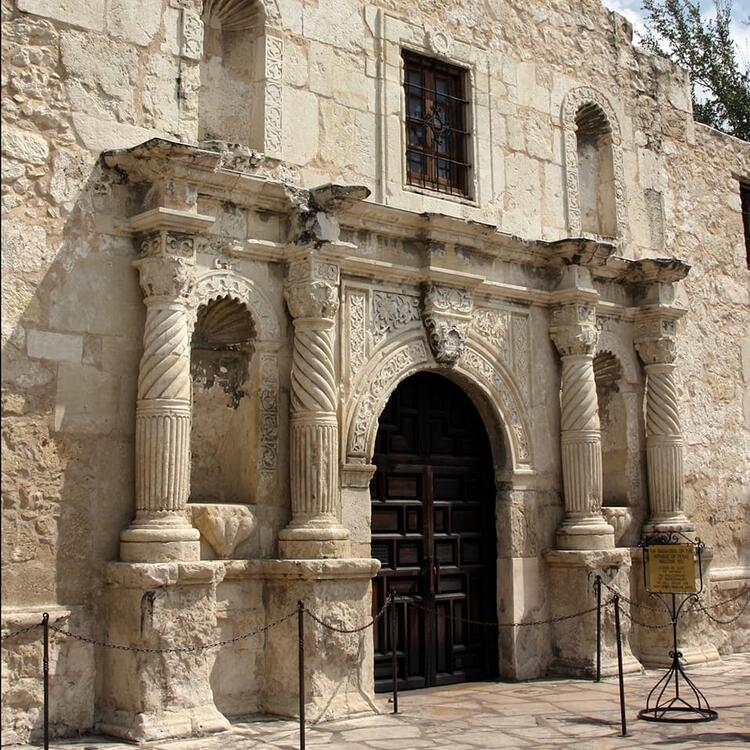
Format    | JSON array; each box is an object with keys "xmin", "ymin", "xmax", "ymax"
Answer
[
  {"xmin": 44, "ymin": 610, "xmax": 298, "ymax": 653},
  {"xmin": 619, "ymin": 608, "xmax": 674, "ymax": 630},
  {"xmin": 687, "ymin": 594, "xmax": 750, "ymax": 625},
  {"xmin": 599, "ymin": 580, "xmax": 667, "ymax": 614},
  {"xmin": 305, "ymin": 593, "xmax": 393, "ymax": 634},
  {"xmin": 395, "ymin": 596, "xmax": 610, "ymax": 628},
  {"xmin": 694, "ymin": 588, "xmax": 749, "ymax": 609},
  {"xmin": 1, "ymin": 623, "xmax": 42, "ymax": 641}
]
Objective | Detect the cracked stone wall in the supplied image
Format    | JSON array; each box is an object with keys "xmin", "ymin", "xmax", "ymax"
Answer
[{"xmin": 1, "ymin": 0, "xmax": 748, "ymax": 742}]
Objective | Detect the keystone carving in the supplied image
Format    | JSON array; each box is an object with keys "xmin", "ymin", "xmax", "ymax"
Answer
[{"xmin": 421, "ymin": 284, "xmax": 473, "ymax": 365}]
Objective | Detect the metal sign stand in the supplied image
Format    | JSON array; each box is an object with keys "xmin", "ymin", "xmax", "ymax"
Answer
[{"xmin": 637, "ymin": 532, "xmax": 718, "ymax": 723}]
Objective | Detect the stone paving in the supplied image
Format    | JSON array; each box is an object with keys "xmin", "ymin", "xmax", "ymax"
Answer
[{"xmin": 20, "ymin": 654, "xmax": 750, "ymax": 750}]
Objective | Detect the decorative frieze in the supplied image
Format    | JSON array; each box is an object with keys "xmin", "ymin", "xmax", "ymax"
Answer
[{"xmin": 372, "ymin": 291, "xmax": 420, "ymax": 346}]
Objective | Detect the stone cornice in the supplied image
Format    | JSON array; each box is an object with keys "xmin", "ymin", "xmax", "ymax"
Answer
[{"xmin": 104, "ymin": 138, "xmax": 691, "ymax": 306}]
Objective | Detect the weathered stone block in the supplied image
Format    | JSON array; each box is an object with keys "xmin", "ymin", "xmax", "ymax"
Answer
[
  {"xmin": 1, "ymin": 127, "xmax": 49, "ymax": 165},
  {"xmin": 17, "ymin": 0, "xmax": 105, "ymax": 31},
  {"xmin": 54, "ymin": 363, "xmax": 120, "ymax": 434},
  {"xmin": 27, "ymin": 330, "xmax": 83, "ymax": 363}
]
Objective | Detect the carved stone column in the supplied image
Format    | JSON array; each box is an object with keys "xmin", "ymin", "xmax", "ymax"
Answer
[
  {"xmin": 635, "ymin": 309, "xmax": 694, "ymax": 533},
  {"xmin": 550, "ymin": 301, "xmax": 614, "ymax": 550},
  {"xmin": 120, "ymin": 232, "xmax": 200, "ymax": 562},
  {"xmin": 279, "ymin": 254, "xmax": 350, "ymax": 559}
]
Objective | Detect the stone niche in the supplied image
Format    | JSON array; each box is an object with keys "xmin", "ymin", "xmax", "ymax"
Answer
[
  {"xmin": 189, "ymin": 295, "xmax": 259, "ymax": 559},
  {"xmin": 200, "ymin": 0, "xmax": 265, "ymax": 148}
]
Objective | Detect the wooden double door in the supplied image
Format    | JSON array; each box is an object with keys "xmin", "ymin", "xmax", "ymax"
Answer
[{"xmin": 371, "ymin": 372, "xmax": 498, "ymax": 691}]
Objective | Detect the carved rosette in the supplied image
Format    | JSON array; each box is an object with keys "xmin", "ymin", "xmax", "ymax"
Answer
[
  {"xmin": 121, "ymin": 231, "xmax": 200, "ymax": 562},
  {"xmin": 422, "ymin": 284, "xmax": 473, "ymax": 366},
  {"xmin": 281, "ymin": 255, "xmax": 349, "ymax": 557},
  {"xmin": 550, "ymin": 303, "xmax": 613, "ymax": 550},
  {"xmin": 635, "ymin": 313, "xmax": 692, "ymax": 531}
]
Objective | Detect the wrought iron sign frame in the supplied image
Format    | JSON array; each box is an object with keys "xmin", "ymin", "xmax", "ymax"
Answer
[{"xmin": 637, "ymin": 531, "xmax": 718, "ymax": 723}]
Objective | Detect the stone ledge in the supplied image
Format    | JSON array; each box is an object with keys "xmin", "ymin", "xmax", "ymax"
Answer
[
  {"xmin": 544, "ymin": 548, "xmax": 632, "ymax": 568},
  {"xmin": 1, "ymin": 605, "xmax": 73, "ymax": 628}
]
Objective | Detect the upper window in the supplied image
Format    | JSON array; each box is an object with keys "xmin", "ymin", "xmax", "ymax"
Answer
[
  {"xmin": 403, "ymin": 51, "xmax": 470, "ymax": 198},
  {"xmin": 741, "ymin": 182, "xmax": 750, "ymax": 267}
]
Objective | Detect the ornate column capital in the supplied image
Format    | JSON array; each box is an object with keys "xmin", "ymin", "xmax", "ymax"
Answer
[
  {"xmin": 134, "ymin": 231, "xmax": 196, "ymax": 300},
  {"xmin": 634, "ymin": 309, "xmax": 683, "ymax": 366},
  {"xmin": 421, "ymin": 283, "xmax": 473, "ymax": 365},
  {"xmin": 284, "ymin": 254, "xmax": 340, "ymax": 320},
  {"xmin": 550, "ymin": 303, "xmax": 599, "ymax": 357}
]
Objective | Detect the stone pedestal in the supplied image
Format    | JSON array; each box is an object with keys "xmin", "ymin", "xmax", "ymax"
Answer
[
  {"xmin": 630, "ymin": 547, "xmax": 720, "ymax": 668},
  {"xmin": 98, "ymin": 562, "xmax": 229, "ymax": 743},
  {"xmin": 263, "ymin": 558, "xmax": 380, "ymax": 721},
  {"xmin": 545, "ymin": 549, "xmax": 641, "ymax": 677}
]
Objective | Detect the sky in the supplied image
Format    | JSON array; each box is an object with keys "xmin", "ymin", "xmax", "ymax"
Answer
[{"xmin": 603, "ymin": 0, "xmax": 750, "ymax": 67}]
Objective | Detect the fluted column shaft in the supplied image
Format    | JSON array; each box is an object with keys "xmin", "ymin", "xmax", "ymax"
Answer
[
  {"xmin": 550, "ymin": 302, "xmax": 614, "ymax": 550},
  {"xmin": 120, "ymin": 236, "xmax": 200, "ymax": 562},
  {"xmin": 279, "ymin": 254, "xmax": 349, "ymax": 559},
  {"xmin": 635, "ymin": 313, "xmax": 693, "ymax": 532}
]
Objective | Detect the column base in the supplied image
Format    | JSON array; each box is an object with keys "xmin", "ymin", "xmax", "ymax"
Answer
[
  {"xmin": 278, "ymin": 518, "xmax": 351, "ymax": 559},
  {"xmin": 643, "ymin": 514, "xmax": 695, "ymax": 535},
  {"xmin": 545, "ymin": 549, "xmax": 641, "ymax": 678},
  {"xmin": 556, "ymin": 512, "xmax": 615, "ymax": 550},
  {"xmin": 120, "ymin": 517, "xmax": 201, "ymax": 562}
]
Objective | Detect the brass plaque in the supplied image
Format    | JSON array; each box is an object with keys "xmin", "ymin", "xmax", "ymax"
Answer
[{"xmin": 646, "ymin": 544, "xmax": 697, "ymax": 593}]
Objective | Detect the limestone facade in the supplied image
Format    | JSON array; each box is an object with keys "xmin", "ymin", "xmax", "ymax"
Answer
[{"xmin": 1, "ymin": 0, "xmax": 749, "ymax": 744}]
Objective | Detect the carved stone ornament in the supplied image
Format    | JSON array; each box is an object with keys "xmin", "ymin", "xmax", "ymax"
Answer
[
  {"xmin": 421, "ymin": 284, "xmax": 473, "ymax": 365},
  {"xmin": 135, "ymin": 255, "xmax": 195, "ymax": 300},
  {"xmin": 634, "ymin": 316, "xmax": 678, "ymax": 365},
  {"xmin": 372, "ymin": 291, "xmax": 421, "ymax": 346},
  {"xmin": 550, "ymin": 304, "xmax": 599, "ymax": 357},
  {"xmin": 426, "ymin": 28, "xmax": 454, "ymax": 57},
  {"xmin": 285, "ymin": 257, "xmax": 340, "ymax": 320}
]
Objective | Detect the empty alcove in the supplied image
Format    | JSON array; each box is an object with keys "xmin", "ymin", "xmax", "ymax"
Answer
[
  {"xmin": 575, "ymin": 103, "xmax": 617, "ymax": 237},
  {"xmin": 190, "ymin": 295, "xmax": 257, "ymax": 503},
  {"xmin": 200, "ymin": 0, "xmax": 265, "ymax": 147},
  {"xmin": 594, "ymin": 351, "xmax": 628, "ymax": 506}
]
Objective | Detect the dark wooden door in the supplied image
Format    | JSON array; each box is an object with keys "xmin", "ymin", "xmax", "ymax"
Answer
[{"xmin": 371, "ymin": 372, "xmax": 498, "ymax": 692}]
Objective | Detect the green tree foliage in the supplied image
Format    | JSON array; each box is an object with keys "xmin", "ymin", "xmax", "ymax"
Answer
[{"xmin": 641, "ymin": 0, "xmax": 750, "ymax": 140}]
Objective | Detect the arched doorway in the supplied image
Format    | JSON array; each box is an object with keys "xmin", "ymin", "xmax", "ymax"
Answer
[{"xmin": 371, "ymin": 372, "xmax": 498, "ymax": 691}]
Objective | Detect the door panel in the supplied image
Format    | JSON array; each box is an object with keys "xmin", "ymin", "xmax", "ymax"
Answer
[{"xmin": 372, "ymin": 372, "xmax": 497, "ymax": 693}]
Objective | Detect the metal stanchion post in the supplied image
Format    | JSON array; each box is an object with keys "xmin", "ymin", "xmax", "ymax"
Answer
[
  {"xmin": 613, "ymin": 595, "xmax": 627, "ymax": 737},
  {"xmin": 297, "ymin": 601, "xmax": 305, "ymax": 750},
  {"xmin": 390, "ymin": 594, "xmax": 398, "ymax": 714},
  {"xmin": 42, "ymin": 612, "xmax": 50, "ymax": 750},
  {"xmin": 595, "ymin": 575, "xmax": 602, "ymax": 683}
]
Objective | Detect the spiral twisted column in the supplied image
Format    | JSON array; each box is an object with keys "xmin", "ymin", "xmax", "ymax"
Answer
[
  {"xmin": 279, "ymin": 254, "xmax": 350, "ymax": 559},
  {"xmin": 635, "ymin": 312, "xmax": 694, "ymax": 533},
  {"xmin": 120, "ymin": 234, "xmax": 200, "ymax": 562},
  {"xmin": 550, "ymin": 303, "xmax": 614, "ymax": 550}
]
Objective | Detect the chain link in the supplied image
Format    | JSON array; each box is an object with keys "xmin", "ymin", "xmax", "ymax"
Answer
[
  {"xmin": 687, "ymin": 594, "xmax": 750, "ymax": 625},
  {"xmin": 1, "ymin": 623, "xmax": 42, "ymax": 641},
  {"xmin": 46, "ymin": 610, "xmax": 297, "ymax": 654},
  {"xmin": 395, "ymin": 597, "xmax": 609, "ymax": 628},
  {"xmin": 698, "ymin": 588, "xmax": 749, "ymax": 609},
  {"xmin": 619, "ymin": 608, "xmax": 674, "ymax": 630},
  {"xmin": 305, "ymin": 594, "xmax": 393, "ymax": 634},
  {"xmin": 599, "ymin": 581, "xmax": 666, "ymax": 613}
]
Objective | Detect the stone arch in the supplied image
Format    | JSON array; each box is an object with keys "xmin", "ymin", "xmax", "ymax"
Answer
[
  {"xmin": 189, "ymin": 269, "xmax": 280, "ymax": 340},
  {"xmin": 344, "ymin": 333, "xmax": 532, "ymax": 473},
  {"xmin": 562, "ymin": 87, "xmax": 627, "ymax": 239}
]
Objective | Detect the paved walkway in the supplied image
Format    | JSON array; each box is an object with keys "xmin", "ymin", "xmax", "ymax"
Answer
[{"xmin": 21, "ymin": 654, "xmax": 750, "ymax": 750}]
